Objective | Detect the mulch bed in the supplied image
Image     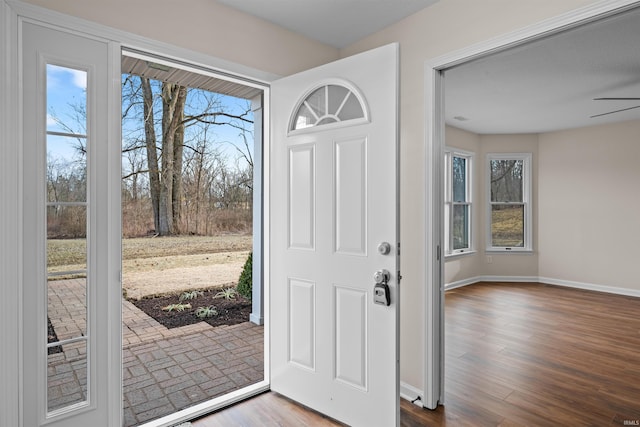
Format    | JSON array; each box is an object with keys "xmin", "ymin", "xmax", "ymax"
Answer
[
  {"xmin": 130, "ymin": 289, "xmax": 252, "ymax": 329},
  {"xmin": 47, "ymin": 317, "xmax": 63, "ymax": 355}
]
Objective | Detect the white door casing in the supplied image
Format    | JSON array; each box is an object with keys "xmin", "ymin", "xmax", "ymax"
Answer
[
  {"xmin": 21, "ymin": 18, "xmax": 121, "ymax": 427},
  {"xmin": 270, "ymin": 43, "xmax": 399, "ymax": 427}
]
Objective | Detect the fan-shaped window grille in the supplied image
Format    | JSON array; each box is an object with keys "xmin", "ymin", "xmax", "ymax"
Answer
[{"xmin": 291, "ymin": 83, "xmax": 368, "ymax": 132}]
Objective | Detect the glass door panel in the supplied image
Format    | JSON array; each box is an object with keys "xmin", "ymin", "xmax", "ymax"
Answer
[{"xmin": 46, "ymin": 64, "xmax": 90, "ymax": 413}]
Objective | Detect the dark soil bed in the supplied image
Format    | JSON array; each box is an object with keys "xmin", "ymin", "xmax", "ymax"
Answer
[
  {"xmin": 130, "ymin": 289, "xmax": 251, "ymax": 329},
  {"xmin": 47, "ymin": 317, "xmax": 63, "ymax": 355}
]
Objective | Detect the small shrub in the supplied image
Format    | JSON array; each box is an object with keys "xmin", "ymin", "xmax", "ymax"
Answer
[
  {"xmin": 162, "ymin": 303, "xmax": 191, "ymax": 312},
  {"xmin": 237, "ymin": 252, "xmax": 252, "ymax": 301},
  {"xmin": 179, "ymin": 290, "xmax": 203, "ymax": 301},
  {"xmin": 195, "ymin": 306, "xmax": 218, "ymax": 319},
  {"xmin": 214, "ymin": 288, "xmax": 238, "ymax": 300}
]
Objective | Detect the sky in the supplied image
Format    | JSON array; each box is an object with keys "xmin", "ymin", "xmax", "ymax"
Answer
[{"xmin": 46, "ymin": 64, "xmax": 88, "ymax": 171}]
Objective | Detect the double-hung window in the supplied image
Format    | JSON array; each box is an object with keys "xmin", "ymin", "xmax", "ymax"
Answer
[
  {"xmin": 444, "ymin": 149, "xmax": 473, "ymax": 255},
  {"xmin": 487, "ymin": 153, "xmax": 532, "ymax": 251}
]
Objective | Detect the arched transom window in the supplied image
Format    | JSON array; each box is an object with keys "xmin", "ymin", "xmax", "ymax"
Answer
[{"xmin": 290, "ymin": 81, "xmax": 369, "ymax": 132}]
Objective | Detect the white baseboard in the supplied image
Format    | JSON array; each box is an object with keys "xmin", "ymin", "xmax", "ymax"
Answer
[
  {"xmin": 445, "ymin": 275, "xmax": 640, "ymax": 298},
  {"xmin": 538, "ymin": 276, "xmax": 640, "ymax": 298},
  {"xmin": 444, "ymin": 276, "xmax": 480, "ymax": 291},
  {"xmin": 400, "ymin": 381, "xmax": 424, "ymax": 407},
  {"xmin": 479, "ymin": 275, "xmax": 539, "ymax": 283}
]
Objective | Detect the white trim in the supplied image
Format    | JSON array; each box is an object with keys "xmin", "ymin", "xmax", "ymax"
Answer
[
  {"xmin": 444, "ymin": 250, "xmax": 477, "ymax": 260},
  {"xmin": 444, "ymin": 275, "xmax": 640, "ymax": 299},
  {"xmin": 423, "ymin": 64, "xmax": 444, "ymax": 410},
  {"xmin": 399, "ymin": 381, "xmax": 423, "ymax": 407},
  {"xmin": 250, "ymin": 94, "xmax": 265, "ymax": 326},
  {"xmin": 106, "ymin": 39, "xmax": 123, "ymax": 427},
  {"xmin": 538, "ymin": 277, "xmax": 640, "ymax": 298},
  {"xmin": 139, "ymin": 382, "xmax": 270, "ymax": 427},
  {"xmin": 478, "ymin": 275, "xmax": 540, "ymax": 283},
  {"xmin": 424, "ymin": 0, "xmax": 640, "ymax": 414},
  {"xmin": 444, "ymin": 147, "xmax": 474, "ymax": 256},
  {"xmin": 262, "ymin": 84, "xmax": 271, "ymax": 391},
  {"xmin": 0, "ymin": 2, "xmax": 21, "ymax": 427},
  {"xmin": 444, "ymin": 276, "xmax": 480, "ymax": 291}
]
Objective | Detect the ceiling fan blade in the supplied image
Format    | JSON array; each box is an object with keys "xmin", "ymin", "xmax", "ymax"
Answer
[
  {"xmin": 590, "ymin": 104, "xmax": 640, "ymax": 118},
  {"xmin": 594, "ymin": 97, "xmax": 640, "ymax": 100}
]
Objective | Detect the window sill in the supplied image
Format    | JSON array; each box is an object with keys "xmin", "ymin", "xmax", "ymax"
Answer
[
  {"xmin": 445, "ymin": 250, "xmax": 476, "ymax": 260},
  {"xmin": 485, "ymin": 249, "xmax": 534, "ymax": 255}
]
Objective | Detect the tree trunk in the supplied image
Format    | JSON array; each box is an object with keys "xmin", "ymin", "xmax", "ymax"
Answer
[
  {"xmin": 157, "ymin": 83, "xmax": 187, "ymax": 235},
  {"xmin": 172, "ymin": 86, "xmax": 187, "ymax": 233},
  {"xmin": 141, "ymin": 77, "xmax": 161, "ymax": 234}
]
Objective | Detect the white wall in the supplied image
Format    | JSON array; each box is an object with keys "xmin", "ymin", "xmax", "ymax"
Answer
[{"xmin": 538, "ymin": 120, "xmax": 640, "ymax": 292}]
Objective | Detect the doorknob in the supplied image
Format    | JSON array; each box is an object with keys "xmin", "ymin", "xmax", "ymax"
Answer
[
  {"xmin": 373, "ymin": 269, "xmax": 391, "ymax": 306},
  {"xmin": 377, "ymin": 242, "xmax": 391, "ymax": 255}
]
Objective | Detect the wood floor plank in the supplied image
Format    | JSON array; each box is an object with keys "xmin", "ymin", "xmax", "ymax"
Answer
[{"xmin": 192, "ymin": 282, "xmax": 640, "ymax": 426}]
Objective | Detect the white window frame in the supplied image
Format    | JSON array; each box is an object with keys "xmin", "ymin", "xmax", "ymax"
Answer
[
  {"xmin": 444, "ymin": 148, "xmax": 473, "ymax": 256},
  {"xmin": 486, "ymin": 152, "xmax": 532, "ymax": 252}
]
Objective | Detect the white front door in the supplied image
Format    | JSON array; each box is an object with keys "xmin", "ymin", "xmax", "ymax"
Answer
[
  {"xmin": 21, "ymin": 18, "xmax": 121, "ymax": 427},
  {"xmin": 270, "ymin": 43, "xmax": 400, "ymax": 427}
]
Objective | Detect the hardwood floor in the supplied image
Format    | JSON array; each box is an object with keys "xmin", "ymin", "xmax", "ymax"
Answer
[{"xmin": 193, "ymin": 282, "xmax": 640, "ymax": 426}]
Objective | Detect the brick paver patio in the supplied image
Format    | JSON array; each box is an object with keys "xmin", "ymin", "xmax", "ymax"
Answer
[{"xmin": 47, "ymin": 278, "xmax": 264, "ymax": 426}]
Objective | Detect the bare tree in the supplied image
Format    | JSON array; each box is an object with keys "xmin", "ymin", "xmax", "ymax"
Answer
[
  {"xmin": 122, "ymin": 74, "xmax": 255, "ymax": 236},
  {"xmin": 140, "ymin": 77, "xmax": 162, "ymax": 233}
]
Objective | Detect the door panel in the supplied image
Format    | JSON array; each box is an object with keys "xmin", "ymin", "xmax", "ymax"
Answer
[
  {"xmin": 288, "ymin": 144, "xmax": 316, "ymax": 250},
  {"xmin": 271, "ymin": 43, "xmax": 399, "ymax": 427},
  {"xmin": 21, "ymin": 19, "xmax": 120, "ymax": 427}
]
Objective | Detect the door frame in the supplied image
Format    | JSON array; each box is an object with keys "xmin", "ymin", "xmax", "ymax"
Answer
[
  {"xmin": 0, "ymin": 2, "xmax": 21, "ymax": 426},
  {"xmin": 423, "ymin": 0, "xmax": 640, "ymax": 409},
  {"xmin": 0, "ymin": 1, "xmax": 275, "ymax": 425}
]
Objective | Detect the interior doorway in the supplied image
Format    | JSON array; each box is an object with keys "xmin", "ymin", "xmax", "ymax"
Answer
[
  {"xmin": 119, "ymin": 50, "xmax": 268, "ymax": 426},
  {"xmin": 428, "ymin": 0, "xmax": 640, "ymax": 411}
]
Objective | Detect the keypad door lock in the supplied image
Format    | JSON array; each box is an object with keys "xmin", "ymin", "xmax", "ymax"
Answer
[{"xmin": 373, "ymin": 269, "xmax": 391, "ymax": 306}]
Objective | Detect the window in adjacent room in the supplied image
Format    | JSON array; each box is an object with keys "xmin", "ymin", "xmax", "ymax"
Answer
[
  {"xmin": 487, "ymin": 153, "xmax": 532, "ymax": 251},
  {"xmin": 444, "ymin": 149, "xmax": 473, "ymax": 255}
]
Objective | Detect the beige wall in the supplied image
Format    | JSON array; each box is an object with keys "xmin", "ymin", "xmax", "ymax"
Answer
[
  {"xmin": 22, "ymin": 0, "xmax": 339, "ymax": 76},
  {"xmin": 538, "ymin": 120, "xmax": 640, "ymax": 291}
]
